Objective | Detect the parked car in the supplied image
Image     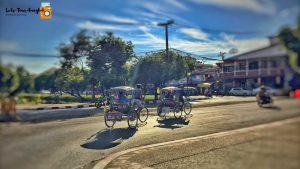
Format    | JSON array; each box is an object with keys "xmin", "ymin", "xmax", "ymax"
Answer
[
  {"xmin": 252, "ymin": 86, "xmax": 282, "ymax": 96},
  {"xmin": 229, "ymin": 88, "xmax": 252, "ymax": 96}
]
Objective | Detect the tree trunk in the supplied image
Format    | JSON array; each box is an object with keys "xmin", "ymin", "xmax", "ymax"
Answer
[{"xmin": 91, "ymin": 80, "xmax": 96, "ymax": 103}]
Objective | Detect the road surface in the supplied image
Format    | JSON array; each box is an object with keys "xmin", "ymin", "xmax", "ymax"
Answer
[{"xmin": 0, "ymin": 98, "xmax": 299, "ymax": 169}]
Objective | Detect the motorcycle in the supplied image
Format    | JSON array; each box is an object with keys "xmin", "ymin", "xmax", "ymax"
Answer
[
  {"xmin": 95, "ymin": 97, "xmax": 110, "ymax": 108},
  {"xmin": 257, "ymin": 95, "xmax": 273, "ymax": 107}
]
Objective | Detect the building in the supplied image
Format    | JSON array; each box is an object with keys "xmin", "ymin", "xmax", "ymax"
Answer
[
  {"xmin": 219, "ymin": 37, "xmax": 294, "ymax": 91},
  {"xmin": 188, "ymin": 62, "xmax": 220, "ymax": 93}
]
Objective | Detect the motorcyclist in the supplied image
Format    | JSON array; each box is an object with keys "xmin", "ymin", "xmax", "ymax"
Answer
[{"xmin": 256, "ymin": 86, "xmax": 271, "ymax": 103}]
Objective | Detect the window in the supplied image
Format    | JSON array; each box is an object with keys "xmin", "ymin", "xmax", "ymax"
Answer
[
  {"xmin": 249, "ymin": 61, "xmax": 258, "ymax": 70},
  {"xmin": 223, "ymin": 66, "xmax": 234, "ymax": 72},
  {"xmin": 261, "ymin": 60, "xmax": 268, "ymax": 68},
  {"xmin": 238, "ymin": 62, "xmax": 246, "ymax": 71},
  {"xmin": 270, "ymin": 60, "xmax": 277, "ymax": 68}
]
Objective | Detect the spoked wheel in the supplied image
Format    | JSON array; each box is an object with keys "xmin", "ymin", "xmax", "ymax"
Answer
[
  {"xmin": 127, "ymin": 110, "xmax": 138, "ymax": 129},
  {"xmin": 95, "ymin": 102, "xmax": 101, "ymax": 108},
  {"xmin": 157, "ymin": 106, "xmax": 166, "ymax": 119},
  {"xmin": 104, "ymin": 110, "xmax": 116, "ymax": 128},
  {"xmin": 183, "ymin": 102, "xmax": 192, "ymax": 115},
  {"xmin": 138, "ymin": 107, "xmax": 149, "ymax": 123},
  {"xmin": 174, "ymin": 105, "xmax": 182, "ymax": 118}
]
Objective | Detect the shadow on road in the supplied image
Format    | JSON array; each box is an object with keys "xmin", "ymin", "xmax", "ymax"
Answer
[
  {"xmin": 154, "ymin": 116, "xmax": 190, "ymax": 130},
  {"xmin": 263, "ymin": 105, "xmax": 282, "ymax": 111},
  {"xmin": 81, "ymin": 128, "xmax": 137, "ymax": 149}
]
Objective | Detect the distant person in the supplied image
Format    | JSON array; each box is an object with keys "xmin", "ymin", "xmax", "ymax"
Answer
[
  {"xmin": 164, "ymin": 90, "xmax": 173, "ymax": 100},
  {"xmin": 131, "ymin": 84, "xmax": 144, "ymax": 110},
  {"xmin": 117, "ymin": 91, "xmax": 129, "ymax": 104},
  {"xmin": 178, "ymin": 89, "xmax": 185, "ymax": 110}
]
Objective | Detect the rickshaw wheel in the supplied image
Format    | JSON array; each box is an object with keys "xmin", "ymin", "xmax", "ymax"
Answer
[
  {"xmin": 138, "ymin": 107, "xmax": 149, "ymax": 122},
  {"xmin": 127, "ymin": 110, "xmax": 138, "ymax": 129},
  {"xmin": 174, "ymin": 105, "xmax": 182, "ymax": 118},
  {"xmin": 183, "ymin": 102, "xmax": 192, "ymax": 115},
  {"xmin": 104, "ymin": 110, "xmax": 116, "ymax": 128},
  {"xmin": 157, "ymin": 106, "xmax": 166, "ymax": 119},
  {"xmin": 95, "ymin": 102, "xmax": 101, "ymax": 108}
]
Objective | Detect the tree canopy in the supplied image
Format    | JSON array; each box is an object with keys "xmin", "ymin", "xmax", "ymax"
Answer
[{"xmin": 132, "ymin": 50, "xmax": 196, "ymax": 86}]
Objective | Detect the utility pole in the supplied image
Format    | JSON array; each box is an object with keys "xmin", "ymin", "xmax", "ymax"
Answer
[
  {"xmin": 157, "ymin": 20, "xmax": 174, "ymax": 58},
  {"xmin": 219, "ymin": 52, "xmax": 226, "ymax": 93}
]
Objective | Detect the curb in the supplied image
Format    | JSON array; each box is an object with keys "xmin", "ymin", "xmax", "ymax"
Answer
[
  {"xmin": 93, "ymin": 116, "xmax": 300, "ymax": 169},
  {"xmin": 21, "ymin": 104, "xmax": 95, "ymax": 111}
]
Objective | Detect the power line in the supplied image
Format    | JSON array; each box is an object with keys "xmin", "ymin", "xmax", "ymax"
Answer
[
  {"xmin": 0, "ymin": 50, "xmax": 59, "ymax": 58},
  {"xmin": 136, "ymin": 48, "xmax": 221, "ymax": 61},
  {"xmin": 170, "ymin": 48, "xmax": 221, "ymax": 61}
]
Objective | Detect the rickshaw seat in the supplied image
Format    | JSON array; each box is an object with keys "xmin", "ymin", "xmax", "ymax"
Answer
[{"xmin": 111, "ymin": 103, "xmax": 130, "ymax": 113}]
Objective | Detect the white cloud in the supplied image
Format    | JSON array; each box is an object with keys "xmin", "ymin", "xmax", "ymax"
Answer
[
  {"xmin": 135, "ymin": 26, "xmax": 165, "ymax": 46},
  {"xmin": 168, "ymin": 35, "xmax": 269, "ymax": 55},
  {"xmin": 129, "ymin": 28, "xmax": 269, "ymax": 56},
  {"xmin": 98, "ymin": 14, "xmax": 138, "ymax": 24},
  {"xmin": 180, "ymin": 28, "xmax": 208, "ymax": 40},
  {"xmin": 0, "ymin": 40, "xmax": 18, "ymax": 51},
  {"xmin": 189, "ymin": 0, "xmax": 276, "ymax": 15},
  {"xmin": 279, "ymin": 6, "xmax": 300, "ymax": 18},
  {"xmin": 134, "ymin": 1, "xmax": 190, "ymax": 24},
  {"xmin": 164, "ymin": 0, "xmax": 188, "ymax": 11},
  {"xmin": 77, "ymin": 21, "xmax": 134, "ymax": 31}
]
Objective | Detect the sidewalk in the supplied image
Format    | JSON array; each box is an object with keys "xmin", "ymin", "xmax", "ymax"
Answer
[
  {"xmin": 14, "ymin": 95, "xmax": 235, "ymax": 110},
  {"xmin": 96, "ymin": 117, "xmax": 300, "ymax": 169},
  {"xmin": 0, "ymin": 96, "xmax": 289, "ymax": 123}
]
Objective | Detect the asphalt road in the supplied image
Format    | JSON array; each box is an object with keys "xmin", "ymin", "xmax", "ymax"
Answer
[
  {"xmin": 106, "ymin": 117, "xmax": 300, "ymax": 169},
  {"xmin": 1, "ymin": 98, "xmax": 300, "ymax": 169}
]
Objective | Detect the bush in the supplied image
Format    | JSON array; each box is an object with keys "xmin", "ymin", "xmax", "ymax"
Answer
[{"xmin": 16, "ymin": 93, "xmax": 156, "ymax": 104}]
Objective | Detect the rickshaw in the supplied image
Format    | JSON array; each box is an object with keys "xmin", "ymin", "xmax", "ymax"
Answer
[
  {"xmin": 157, "ymin": 86, "xmax": 192, "ymax": 119},
  {"xmin": 104, "ymin": 86, "xmax": 149, "ymax": 129}
]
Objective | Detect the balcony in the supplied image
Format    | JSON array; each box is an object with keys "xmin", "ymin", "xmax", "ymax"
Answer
[{"xmin": 222, "ymin": 68, "xmax": 284, "ymax": 79}]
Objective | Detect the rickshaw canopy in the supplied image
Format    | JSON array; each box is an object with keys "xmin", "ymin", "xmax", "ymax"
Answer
[
  {"xmin": 109, "ymin": 86, "xmax": 134, "ymax": 95},
  {"xmin": 198, "ymin": 83, "xmax": 212, "ymax": 88},
  {"xmin": 161, "ymin": 86, "xmax": 182, "ymax": 91}
]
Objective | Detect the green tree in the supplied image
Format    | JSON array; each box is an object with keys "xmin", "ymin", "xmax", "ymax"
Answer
[
  {"xmin": 132, "ymin": 51, "xmax": 196, "ymax": 99},
  {"xmin": 57, "ymin": 31, "xmax": 135, "ymax": 101},
  {"xmin": 88, "ymin": 32, "xmax": 135, "ymax": 94},
  {"xmin": 13, "ymin": 66, "xmax": 35, "ymax": 94},
  {"xmin": 55, "ymin": 67, "xmax": 89, "ymax": 100},
  {"xmin": 0, "ymin": 64, "xmax": 19, "ymax": 97},
  {"xmin": 278, "ymin": 17, "xmax": 300, "ymax": 89},
  {"xmin": 35, "ymin": 68, "xmax": 58, "ymax": 93},
  {"xmin": 278, "ymin": 17, "xmax": 300, "ymax": 73},
  {"xmin": 58, "ymin": 30, "xmax": 91, "ymax": 70}
]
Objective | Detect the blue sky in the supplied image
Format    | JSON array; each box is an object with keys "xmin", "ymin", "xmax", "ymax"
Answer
[{"xmin": 0, "ymin": 0, "xmax": 299, "ymax": 73}]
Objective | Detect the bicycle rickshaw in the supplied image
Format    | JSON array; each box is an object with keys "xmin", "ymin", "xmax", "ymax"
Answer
[
  {"xmin": 157, "ymin": 86, "xmax": 192, "ymax": 119},
  {"xmin": 104, "ymin": 86, "xmax": 149, "ymax": 129}
]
